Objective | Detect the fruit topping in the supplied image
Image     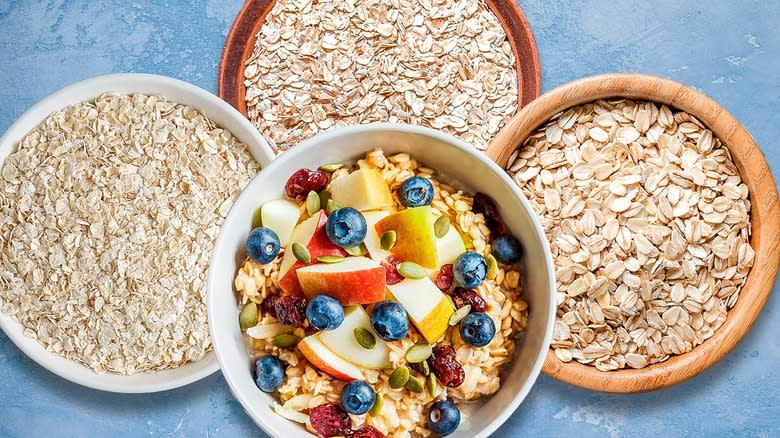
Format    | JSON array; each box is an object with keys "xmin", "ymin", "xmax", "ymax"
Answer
[
  {"xmin": 285, "ymin": 168, "xmax": 329, "ymax": 202},
  {"xmin": 426, "ymin": 400, "xmax": 461, "ymax": 436},
  {"xmin": 340, "ymin": 380, "xmax": 376, "ymax": 414},
  {"xmin": 246, "ymin": 227, "xmax": 281, "ymax": 264},
  {"xmin": 254, "ymin": 355, "xmax": 285, "ymax": 392},
  {"xmin": 306, "ymin": 295, "xmax": 345, "ymax": 330},
  {"xmin": 273, "ymin": 295, "xmax": 307, "ymax": 327},
  {"xmin": 297, "ymin": 256, "xmax": 386, "ymax": 305},
  {"xmin": 318, "ymin": 306, "xmax": 392, "ymax": 370},
  {"xmin": 491, "ymin": 233, "xmax": 523, "ymax": 264},
  {"xmin": 351, "ymin": 425, "xmax": 386, "ymax": 438},
  {"xmin": 472, "ymin": 192, "xmax": 508, "ymax": 236},
  {"xmin": 381, "ymin": 256, "xmax": 405, "ymax": 285},
  {"xmin": 450, "ymin": 287, "xmax": 487, "ymax": 313},
  {"xmin": 434, "ymin": 264, "xmax": 453, "ymax": 291},
  {"xmin": 327, "ymin": 207, "xmax": 368, "ymax": 248},
  {"xmin": 427, "ymin": 345, "xmax": 464, "ymax": 388},
  {"xmin": 459, "ymin": 312, "xmax": 496, "ymax": 347},
  {"xmin": 399, "ymin": 176, "xmax": 434, "ymax": 207},
  {"xmin": 453, "ymin": 252, "xmax": 487, "ymax": 289},
  {"xmin": 370, "ymin": 301, "xmax": 409, "ymax": 341},
  {"xmin": 258, "ymin": 198, "xmax": 300, "ymax": 245},
  {"xmin": 309, "ymin": 403, "xmax": 352, "ymax": 437},
  {"xmin": 329, "ymin": 168, "xmax": 394, "ymax": 211}
]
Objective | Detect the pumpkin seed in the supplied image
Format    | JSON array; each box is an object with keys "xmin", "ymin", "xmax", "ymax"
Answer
[
  {"xmin": 306, "ymin": 190, "xmax": 321, "ymax": 215},
  {"xmin": 344, "ymin": 244, "xmax": 367, "ymax": 256},
  {"xmin": 319, "ymin": 163, "xmax": 344, "ymax": 172},
  {"xmin": 397, "ymin": 261, "xmax": 426, "ymax": 279},
  {"xmin": 369, "ymin": 392, "xmax": 383, "ymax": 417},
  {"xmin": 353, "ymin": 327, "xmax": 376, "ymax": 349},
  {"xmin": 317, "ymin": 255, "xmax": 345, "ymax": 263},
  {"xmin": 380, "ymin": 230, "xmax": 396, "ymax": 251},
  {"xmin": 318, "ymin": 190, "xmax": 332, "ymax": 208},
  {"xmin": 271, "ymin": 333, "xmax": 300, "ymax": 348},
  {"xmin": 449, "ymin": 304, "xmax": 471, "ymax": 326},
  {"xmin": 239, "ymin": 301, "xmax": 258, "ymax": 330},
  {"xmin": 326, "ymin": 199, "xmax": 342, "ymax": 214},
  {"xmin": 389, "ymin": 366, "xmax": 410, "ymax": 389},
  {"xmin": 486, "ymin": 253, "xmax": 498, "ymax": 280},
  {"xmin": 292, "ymin": 242, "xmax": 311, "ymax": 263},
  {"xmin": 405, "ymin": 343, "xmax": 433, "ymax": 363},
  {"xmin": 405, "ymin": 376, "xmax": 423, "ymax": 393},
  {"xmin": 420, "ymin": 359, "xmax": 430, "ymax": 376},
  {"xmin": 434, "ymin": 215, "xmax": 451, "ymax": 238},
  {"xmin": 426, "ymin": 372, "xmax": 437, "ymax": 396}
]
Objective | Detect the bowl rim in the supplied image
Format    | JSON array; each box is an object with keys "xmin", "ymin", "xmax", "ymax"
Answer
[
  {"xmin": 487, "ymin": 72, "xmax": 780, "ymax": 393},
  {"xmin": 207, "ymin": 122, "xmax": 557, "ymax": 437},
  {"xmin": 0, "ymin": 72, "xmax": 275, "ymax": 393}
]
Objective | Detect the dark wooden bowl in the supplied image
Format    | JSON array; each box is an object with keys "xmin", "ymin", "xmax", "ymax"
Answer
[{"xmin": 217, "ymin": 0, "xmax": 541, "ymax": 116}]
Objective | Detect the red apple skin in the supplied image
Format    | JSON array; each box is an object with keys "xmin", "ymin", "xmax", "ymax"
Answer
[
  {"xmin": 277, "ymin": 211, "xmax": 346, "ymax": 296},
  {"xmin": 297, "ymin": 266, "xmax": 386, "ymax": 305},
  {"xmin": 297, "ymin": 336, "xmax": 362, "ymax": 381}
]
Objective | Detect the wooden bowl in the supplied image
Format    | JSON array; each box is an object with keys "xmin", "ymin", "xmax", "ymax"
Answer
[
  {"xmin": 486, "ymin": 73, "xmax": 780, "ymax": 393},
  {"xmin": 217, "ymin": 0, "xmax": 541, "ymax": 116}
]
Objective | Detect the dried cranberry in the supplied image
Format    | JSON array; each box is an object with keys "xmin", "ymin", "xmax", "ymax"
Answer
[
  {"xmin": 285, "ymin": 168, "xmax": 329, "ymax": 202},
  {"xmin": 350, "ymin": 425, "xmax": 386, "ymax": 438},
  {"xmin": 473, "ymin": 192, "xmax": 509, "ymax": 236},
  {"xmin": 309, "ymin": 403, "xmax": 352, "ymax": 437},
  {"xmin": 273, "ymin": 295, "xmax": 307, "ymax": 327},
  {"xmin": 427, "ymin": 345, "xmax": 464, "ymax": 388},
  {"xmin": 262, "ymin": 294, "xmax": 278, "ymax": 318},
  {"xmin": 450, "ymin": 287, "xmax": 486, "ymax": 313},
  {"xmin": 381, "ymin": 256, "xmax": 405, "ymax": 285},
  {"xmin": 435, "ymin": 264, "xmax": 453, "ymax": 291}
]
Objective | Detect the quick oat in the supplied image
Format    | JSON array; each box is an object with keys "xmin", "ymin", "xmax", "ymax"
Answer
[{"xmin": 0, "ymin": 93, "xmax": 260, "ymax": 374}]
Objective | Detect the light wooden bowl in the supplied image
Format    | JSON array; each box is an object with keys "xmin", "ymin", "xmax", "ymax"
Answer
[{"xmin": 486, "ymin": 73, "xmax": 780, "ymax": 393}]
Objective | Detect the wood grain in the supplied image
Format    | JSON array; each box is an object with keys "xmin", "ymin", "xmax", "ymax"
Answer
[
  {"xmin": 217, "ymin": 0, "xmax": 541, "ymax": 115},
  {"xmin": 487, "ymin": 73, "xmax": 780, "ymax": 393}
]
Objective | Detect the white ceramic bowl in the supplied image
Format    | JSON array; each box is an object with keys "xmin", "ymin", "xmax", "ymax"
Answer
[
  {"xmin": 0, "ymin": 73, "xmax": 275, "ymax": 393},
  {"xmin": 207, "ymin": 124, "xmax": 555, "ymax": 437}
]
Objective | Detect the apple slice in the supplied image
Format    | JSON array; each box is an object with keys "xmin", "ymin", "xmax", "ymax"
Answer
[
  {"xmin": 296, "ymin": 257, "xmax": 386, "ymax": 305},
  {"xmin": 298, "ymin": 334, "xmax": 364, "ymax": 381},
  {"xmin": 362, "ymin": 210, "xmax": 391, "ymax": 261},
  {"xmin": 260, "ymin": 198, "xmax": 301, "ymax": 245},
  {"xmin": 277, "ymin": 210, "xmax": 346, "ymax": 295},
  {"xmin": 330, "ymin": 168, "xmax": 393, "ymax": 211},
  {"xmin": 319, "ymin": 306, "xmax": 392, "ymax": 369},
  {"xmin": 375, "ymin": 206, "xmax": 438, "ymax": 268},
  {"xmin": 387, "ymin": 277, "xmax": 454, "ymax": 344},
  {"xmin": 436, "ymin": 225, "xmax": 466, "ymax": 266}
]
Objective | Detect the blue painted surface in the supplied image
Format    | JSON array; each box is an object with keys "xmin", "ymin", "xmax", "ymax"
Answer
[{"xmin": 0, "ymin": 0, "xmax": 778, "ymax": 436}]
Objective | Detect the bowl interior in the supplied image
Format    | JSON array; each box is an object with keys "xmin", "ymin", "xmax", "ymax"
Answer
[
  {"xmin": 0, "ymin": 73, "xmax": 275, "ymax": 393},
  {"xmin": 487, "ymin": 73, "xmax": 780, "ymax": 392},
  {"xmin": 207, "ymin": 124, "xmax": 555, "ymax": 437}
]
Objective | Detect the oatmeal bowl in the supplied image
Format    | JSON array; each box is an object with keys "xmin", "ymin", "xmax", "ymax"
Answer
[
  {"xmin": 207, "ymin": 124, "xmax": 555, "ymax": 437},
  {"xmin": 0, "ymin": 73, "xmax": 274, "ymax": 392},
  {"xmin": 487, "ymin": 73, "xmax": 780, "ymax": 392}
]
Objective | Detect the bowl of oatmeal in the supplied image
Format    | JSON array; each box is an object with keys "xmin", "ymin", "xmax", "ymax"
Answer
[
  {"xmin": 207, "ymin": 124, "xmax": 555, "ymax": 437},
  {"xmin": 487, "ymin": 73, "xmax": 780, "ymax": 392},
  {"xmin": 0, "ymin": 73, "xmax": 273, "ymax": 393}
]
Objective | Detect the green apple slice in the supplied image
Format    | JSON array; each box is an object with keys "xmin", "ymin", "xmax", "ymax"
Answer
[{"xmin": 319, "ymin": 306, "xmax": 392, "ymax": 369}]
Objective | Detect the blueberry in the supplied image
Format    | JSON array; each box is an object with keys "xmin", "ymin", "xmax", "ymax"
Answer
[
  {"xmin": 453, "ymin": 251, "xmax": 487, "ymax": 289},
  {"xmin": 370, "ymin": 301, "xmax": 409, "ymax": 341},
  {"xmin": 399, "ymin": 176, "xmax": 434, "ymax": 207},
  {"xmin": 306, "ymin": 295, "xmax": 344, "ymax": 330},
  {"xmin": 492, "ymin": 234, "xmax": 523, "ymax": 264},
  {"xmin": 326, "ymin": 207, "xmax": 367, "ymax": 248},
  {"xmin": 246, "ymin": 227, "xmax": 281, "ymax": 264},
  {"xmin": 254, "ymin": 355, "xmax": 285, "ymax": 392},
  {"xmin": 459, "ymin": 312, "xmax": 495, "ymax": 347},
  {"xmin": 426, "ymin": 400, "xmax": 460, "ymax": 436},
  {"xmin": 340, "ymin": 380, "xmax": 376, "ymax": 415}
]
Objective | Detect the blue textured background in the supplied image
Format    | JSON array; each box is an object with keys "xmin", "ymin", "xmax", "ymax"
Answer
[{"xmin": 0, "ymin": 1, "xmax": 778, "ymax": 437}]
